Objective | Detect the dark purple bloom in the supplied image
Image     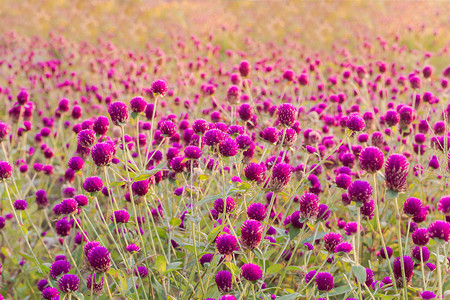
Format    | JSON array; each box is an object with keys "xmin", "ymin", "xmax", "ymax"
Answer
[
  {"xmin": 420, "ymin": 291, "xmax": 437, "ymax": 299},
  {"xmin": 348, "ymin": 180, "xmax": 373, "ymax": 204},
  {"xmin": 215, "ymin": 270, "xmax": 233, "ymax": 293},
  {"xmin": 184, "ymin": 146, "xmax": 202, "ymax": 160},
  {"xmin": 132, "ymin": 180, "xmax": 149, "ymax": 197},
  {"xmin": 87, "ymin": 246, "xmax": 112, "ymax": 273},
  {"xmin": 427, "ymin": 220, "xmax": 450, "ymax": 242},
  {"xmin": 58, "ymin": 274, "xmax": 80, "ymax": 293},
  {"xmin": 299, "ymin": 193, "xmax": 319, "ymax": 220},
  {"xmin": 111, "ymin": 210, "xmax": 130, "ymax": 224},
  {"xmin": 412, "ymin": 228, "xmax": 429, "ymax": 246},
  {"xmin": 411, "ymin": 246, "xmax": 430, "ymax": 262},
  {"xmin": 403, "ymin": 197, "xmax": 423, "ymax": 217},
  {"xmin": 241, "ymin": 263, "xmax": 263, "ymax": 281},
  {"xmin": 0, "ymin": 161, "xmax": 13, "ymax": 180},
  {"xmin": 199, "ymin": 253, "xmax": 214, "ymax": 266},
  {"xmin": 335, "ymin": 173, "xmax": 352, "ymax": 189},
  {"xmin": 315, "ymin": 272, "xmax": 334, "ymax": 291},
  {"xmin": 50, "ymin": 260, "xmax": 71, "ymax": 279},
  {"xmin": 151, "ymin": 80, "xmax": 168, "ymax": 96},
  {"xmin": 77, "ymin": 129, "xmax": 96, "ymax": 148},
  {"xmin": 270, "ymin": 163, "xmax": 292, "ymax": 192},
  {"xmin": 214, "ymin": 197, "xmax": 235, "ymax": 214},
  {"xmin": 347, "ymin": 113, "xmax": 365, "ymax": 132},
  {"xmin": 93, "ymin": 116, "xmax": 109, "ymax": 135},
  {"xmin": 215, "ymin": 234, "xmax": 237, "ymax": 256},
  {"xmin": 130, "ymin": 96, "xmax": 147, "ymax": 113},
  {"xmin": 87, "ymin": 274, "xmax": 104, "ymax": 295},
  {"xmin": 335, "ymin": 242, "xmax": 353, "ymax": 253},
  {"xmin": 91, "ymin": 142, "xmax": 115, "ymax": 167},
  {"xmin": 379, "ymin": 246, "xmax": 393, "ymax": 259},
  {"xmin": 204, "ymin": 129, "xmax": 226, "ymax": 146},
  {"xmin": 438, "ymin": 196, "xmax": 450, "ymax": 215},
  {"xmin": 277, "ymin": 103, "xmax": 297, "ymax": 127},
  {"xmin": 359, "ymin": 146, "xmax": 384, "ymax": 173},
  {"xmin": 13, "ymin": 199, "xmax": 28, "ymax": 210},
  {"xmin": 55, "ymin": 217, "xmax": 72, "ymax": 236},
  {"xmin": 393, "ymin": 256, "xmax": 414, "ymax": 287},
  {"xmin": 385, "ymin": 154, "xmax": 409, "ymax": 193},
  {"xmin": 241, "ymin": 219, "xmax": 263, "ymax": 250},
  {"xmin": 68, "ymin": 156, "xmax": 84, "ymax": 171},
  {"xmin": 219, "ymin": 138, "xmax": 239, "ymax": 157},
  {"xmin": 83, "ymin": 176, "xmax": 103, "ymax": 193},
  {"xmin": 244, "ymin": 163, "xmax": 266, "ymax": 182},
  {"xmin": 108, "ymin": 101, "xmax": 129, "ymax": 126},
  {"xmin": 60, "ymin": 198, "xmax": 78, "ymax": 214},
  {"xmin": 41, "ymin": 287, "xmax": 59, "ymax": 300},
  {"xmin": 247, "ymin": 203, "xmax": 267, "ymax": 221},
  {"xmin": 323, "ymin": 232, "xmax": 342, "ymax": 253}
]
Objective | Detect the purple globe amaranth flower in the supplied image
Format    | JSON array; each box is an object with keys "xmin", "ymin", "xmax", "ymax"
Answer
[
  {"xmin": 239, "ymin": 60, "xmax": 251, "ymax": 77},
  {"xmin": 219, "ymin": 138, "xmax": 239, "ymax": 157},
  {"xmin": 360, "ymin": 198, "xmax": 375, "ymax": 220},
  {"xmin": 385, "ymin": 154, "xmax": 409, "ymax": 193},
  {"xmin": 269, "ymin": 163, "xmax": 292, "ymax": 192},
  {"xmin": 199, "ymin": 253, "xmax": 214, "ymax": 266},
  {"xmin": 50, "ymin": 260, "xmax": 71, "ymax": 279},
  {"xmin": 215, "ymin": 233, "xmax": 237, "ymax": 256},
  {"xmin": 359, "ymin": 146, "xmax": 384, "ymax": 173},
  {"xmin": 277, "ymin": 103, "xmax": 297, "ymax": 127},
  {"xmin": 0, "ymin": 161, "xmax": 13, "ymax": 180},
  {"xmin": 134, "ymin": 265, "xmax": 149, "ymax": 278},
  {"xmin": 226, "ymin": 85, "xmax": 240, "ymax": 104},
  {"xmin": 241, "ymin": 219, "xmax": 263, "ymax": 250},
  {"xmin": 126, "ymin": 244, "xmax": 140, "ymax": 253},
  {"xmin": 379, "ymin": 246, "xmax": 393, "ymax": 259},
  {"xmin": 355, "ymin": 268, "xmax": 374, "ymax": 287},
  {"xmin": 13, "ymin": 199, "xmax": 28, "ymax": 210},
  {"xmin": 238, "ymin": 103, "xmax": 253, "ymax": 121},
  {"xmin": 437, "ymin": 195, "xmax": 450, "ymax": 215},
  {"xmin": 399, "ymin": 106, "xmax": 414, "ymax": 130},
  {"xmin": 260, "ymin": 127, "xmax": 280, "ymax": 144},
  {"xmin": 58, "ymin": 274, "xmax": 80, "ymax": 293},
  {"xmin": 60, "ymin": 198, "xmax": 78, "ymax": 215},
  {"xmin": 305, "ymin": 270, "xmax": 317, "ymax": 283},
  {"xmin": 130, "ymin": 96, "xmax": 147, "ymax": 113},
  {"xmin": 247, "ymin": 203, "xmax": 267, "ymax": 221},
  {"xmin": 427, "ymin": 220, "xmax": 450, "ymax": 242},
  {"xmin": 87, "ymin": 274, "xmax": 104, "ymax": 295},
  {"xmin": 41, "ymin": 287, "xmax": 59, "ymax": 300},
  {"xmin": 91, "ymin": 142, "xmax": 115, "ymax": 167},
  {"xmin": 68, "ymin": 156, "xmax": 84, "ymax": 171},
  {"xmin": 215, "ymin": 270, "xmax": 233, "ymax": 293},
  {"xmin": 151, "ymin": 79, "xmax": 168, "ymax": 96},
  {"xmin": 335, "ymin": 242, "xmax": 353, "ymax": 253},
  {"xmin": 385, "ymin": 110, "xmax": 400, "ymax": 127},
  {"xmin": 37, "ymin": 279, "xmax": 49, "ymax": 291},
  {"xmin": 335, "ymin": 173, "xmax": 352, "ymax": 189},
  {"xmin": 403, "ymin": 197, "xmax": 422, "ymax": 217},
  {"xmin": 315, "ymin": 272, "xmax": 334, "ymax": 291},
  {"xmin": 393, "ymin": 255, "xmax": 414, "ymax": 287},
  {"xmin": 160, "ymin": 121, "xmax": 177, "ymax": 137},
  {"xmin": 204, "ymin": 129, "xmax": 226, "ymax": 146},
  {"xmin": 412, "ymin": 228, "xmax": 429, "ymax": 246},
  {"xmin": 111, "ymin": 210, "xmax": 130, "ymax": 224},
  {"xmin": 299, "ymin": 193, "xmax": 319, "ymax": 220},
  {"xmin": 411, "ymin": 246, "xmax": 430, "ymax": 262},
  {"xmin": 214, "ymin": 197, "xmax": 235, "ymax": 214},
  {"xmin": 77, "ymin": 129, "xmax": 96, "ymax": 148},
  {"xmin": 241, "ymin": 263, "xmax": 263, "ymax": 281},
  {"xmin": 346, "ymin": 113, "xmax": 365, "ymax": 132},
  {"xmin": 74, "ymin": 194, "xmax": 88, "ymax": 207},
  {"xmin": 184, "ymin": 146, "xmax": 202, "ymax": 160},
  {"xmin": 88, "ymin": 246, "xmax": 112, "ymax": 273},
  {"xmin": 132, "ymin": 180, "xmax": 149, "ymax": 197},
  {"xmin": 0, "ymin": 122, "xmax": 11, "ymax": 142},
  {"xmin": 93, "ymin": 116, "xmax": 109, "ymax": 135},
  {"xmin": 344, "ymin": 222, "xmax": 358, "ymax": 236},
  {"xmin": 348, "ymin": 180, "xmax": 373, "ymax": 204},
  {"xmin": 108, "ymin": 101, "xmax": 129, "ymax": 126},
  {"xmin": 420, "ymin": 291, "xmax": 437, "ymax": 299},
  {"xmin": 55, "ymin": 217, "xmax": 72, "ymax": 236},
  {"xmin": 323, "ymin": 232, "xmax": 342, "ymax": 253},
  {"xmin": 83, "ymin": 176, "xmax": 103, "ymax": 193},
  {"xmin": 244, "ymin": 163, "xmax": 266, "ymax": 182},
  {"xmin": 218, "ymin": 295, "xmax": 237, "ymax": 300},
  {"xmin": 317, "ymin": 204, "xmax": 330, "ymax": 221}
]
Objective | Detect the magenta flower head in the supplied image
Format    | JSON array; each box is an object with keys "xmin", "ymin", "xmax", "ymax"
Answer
[
  {"xmin": 299, "ymin": 193, "xmax": 319, "ymax": 220},
  {"xmin": 111, "ymin": 210, "xmax": 130, "ymax": 224},
  {"xmin": 393, "ymin": 255, "xmax": 414, "ymax": 287},
  {"xmin": 403, "ymin": 197, "xmax": 423, "ymax": 217},
  {"xmin": 270, "ymin": 163, "xmax": 292, "ymax": 192},
  {"xmin": 68, "ymin": 156, "xmax": 84, "ymax": 171},
  {"xmin": 385, "ymin": 110, "xmax": 400, "ymax": 127},
  {"xmin": 93, "ymin": 116, "xmax": 109, "ymax": 135},
  {"xmin": 219, "ymin": 138, "xmax": 239, "ymax": 157},
  {"xmin": 244, "ymin": 163, "xmax": 266, "ymax": 182},
  {"xmin": 241, "ymin": 263, "xmax": 262, "ymax": 281},
  {"xmin": 427, "ymin": 220, "xmax": 450, "ymax": 242},
  {"xmin": 411, "ymin": 246, "xmax": 430, "ymax": 263},
  {"xmin": 335, "ymin": 242, "xmax": 353, "ymax": 253},
  {"xmin": 41, "ymin": 287, "xmax": 59, "ymax": 300},
  {"xmin": 260, "ymin": 127, "xmax": 280, "ymax": 144},
  {"xmin": 379, "ymin": 246, "xmax": 393, "ymax": 259},
  {"xmin": 204, "ymin": 129, "xmax": 226, "ymax": 146},
  {"xmin": 55, "ymin": 217, "xmax": 72, "ymax": 236},
  {"xmin": 214, "ymin": 197, "xmax": 236, "ymax": 214},
  {"xmin": 91, "ymin": 141, "xmax": 115, "ymax": 167},
  {"xmin": 17, "ymin": 89, "xmax": 29, "ymax": 105},
  {"xmin": 83, "ymin": 176, "xmax": 103, "ymax": 193},
  {"xmin": 438, "ymin": 196, "xmax": 450, "ymax": 215},
  {"xmin": 35, "ymin": 189, "xmax": 49, "ymax": 208},
  {"xmin": 151, "ymin": 79, "xmax": 168, "ymax": 96},
  {"xmin": 277, "ymin": 103, "xmax": 297, "ymax": 127},
  {"xmin": 348, "ymin": 180, "xmax": 373, "ymax": 204},
  {"xmin": 226, "ymin": 85, "xmax": 240, "ymax": 104},
  {"xmin": 184, "ymin": 146, "xmax": 202, "ymax": 160},
  {"xmin": 323, "ymin": 232, "xmax": 342, "ymax": 253},
  {"xmin": 58, "ymin": 274, "xmax": 80, "ymax": 293},
  {"xmin": 359, "ymin": 146, "xmax": 384, "ymax": 173},
  {"xmin": 346, "ymin": 113, "xmax": 365, "ymax": 132},
  {"xmin": 88, "ymin": 246, "xmax": 111, "ymax": 273},
  {"xmin": 315, "ymin": 272, "xmax": 334, "ymax": 291},
  {"xmin": 0, "ymin": 122, "xmax": 11, "ymax": 142},
  {"xmin": 241, "ymin": 219, "xmax": 263, "ymax": 250},
  {"xmin": 60, "ymin": 198, "xmax": 78, "ymax": 215},
  {"xmin": 13, "ymin": 199, "xmax": 28, "ymax": 210},
  {"xmin": 398, "ymin": 106, "xmax": 414, "ymax": 130},
  {"xmin": 335, "ymin": 173, "xmax": 352, "ymax": 189},
  {"xmin": 412, "ymin": 228, "xmax": 429, "ymax": 246},
  {"xmin": 215, "ymin": 233, "xmax": 237, "ymax": 256},
  {"xmin": 420, "ymin": 291, "xmax": 437, "ymax": 299},
  {"xmin": 218, "ymin": 295, "xmax": 237, "ymax": 300},
  {"xmin": 385, "ymin": 154, "xmax": 409, "ymax": 193},
  {"xmin": 215, "ymin": 270, "xmax": 233, "ymax": 293},
  {"xmin": 239, "ymin": 60, "xmax": 251, "ymax": 77},
  {"xmin": 238, "ymin": 103, "xmax": 253, "ymax": 121},
  {"xmin": 108, "ymin": 102, "xmax": 129, "ymax": 126},
  {"xmin": 130, "ymin": 96, "xmax": 147, "ymax": 113},
  {"xmin": 74, "ymin": 194, "xmax": 88, "ymax": 207},
  {"xmin": 160, "ymin": 121, "xmax": 177, "ymax": 137},
  {"xmin": 0, "ymin": 161, "xmax": 12, "ymax": 181},
  {"xmin": 132, "ymin": 179, "xmax": 149, "ymax": 197},
  {"xmin": 50, "ymin": 260, "xmax": 71, "ymax": 279},
  {"xmin": 87, "ymin": 274, "xmax": 104, "ymax": 295},
  {"xmin": 77, "ymin": 129, "xmax": 96, "ymax": 148},
  {"xmin": 247, "ymin": 203, "xmax": 267, "ymax": 221}
]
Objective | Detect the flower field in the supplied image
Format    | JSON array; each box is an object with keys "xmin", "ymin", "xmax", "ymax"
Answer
[{"xmin": 0, "ymin": 1, "xmax": 449, "ymax": 299}]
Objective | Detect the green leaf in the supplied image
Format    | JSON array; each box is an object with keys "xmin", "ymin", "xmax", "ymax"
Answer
[
  {"xmin": 328, "ymin": 285, "xmax": 352, "ymax": 296},
  {"xmin": 385, "ymin": 189, "xmax": 399, "ymax": 200},
  {"xmin": 199, "ymin": 194, "xmax": 221, "ymax": 206},
  {"xmin": 72, "ymin": 291, "xmax": 85, "ymax": 300},
  {"xmin": 109, "ymin": 181, "xmax": 126, "ymax": 187},
  {"xmin": 351, "ymin": 265, "xmax": 367, "ymax": 284},
  {"xmin": 163, "ymin": 262, "xmax": 183, "ymax": 275},
  {"xmin": 286, "ymin": 266, "xmax": 303, "ymax": 271},
  {"xmin": 131, "ymin": 111, "xmax": 139, "ymax": 120},
  {"xmin": 133, "ymin": 173, "xmax": 153, "ymax": 181},
  {"xmin": 277, "ymin": 293, "xmax": 303, "ymax": 300},
  {"xmin": 169, "ymin": 217, "xmax": 182, "ymax": 227},
  {"xmin": 289, "ymin": 226, "xmax": 300, "ymax": 239},
  {"xmin": 224, "ymin": 262, "xmax": 239, "ymax": 276},
  {"xmin": 207, "ymin": 225, "xmax": 223, "ymax": 243},
  {"xmin": 301, "ymin": 232, "xmax": 326, "ymax": 244},
  {"xmin": 155, "ymin": 255, "xmax": 167, "ymax": 273},
  {"xmin": 198, "ymin": 174, "xmax": 210, "ymax": 181},
  {"xmin": 266, "ymin": 263, "xmax": 284, "ymax": 274}
]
